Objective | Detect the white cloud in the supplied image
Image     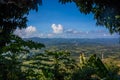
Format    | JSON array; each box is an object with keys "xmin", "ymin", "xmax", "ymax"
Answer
[
  {"xmin": 25, "ymin": 26, "xmax": 36, "ymax": 33},
  {"xmin": 64, "ymin": 28, "xmax": 119, "ymax": 38},
  {"xmin": 14, "ymin": 26, "xmax": 37, "ymax": 38},
  {"xmin": 51, "ymin": 24, "xmax": 63, "ymax": 34},
  {"xmin": 14, "ymin": 25, "xmax": 119, "ymax": 38},
  {"xmin": 47, "ymin": 34, "xmax": 54, "ymax": 37},
  {"xmin": 65, "ymin": 29, "xmax": 79, "ymax": 34}
]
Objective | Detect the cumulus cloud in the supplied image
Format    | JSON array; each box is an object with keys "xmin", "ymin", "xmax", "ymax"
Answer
[
  {"xmin": 14, "ymin": 25, "xmax": 119, "ymax": 38},
  {"xmin": 65, "ymin": 29, "xmax": 81, "ymax": 34},
  {"xmin": 47, "ymin": 34, "xmax": 54, "ymax": 38},
  {"xmin": 64, "ymin": 28, "xmax": 119, "ymax": 38},
  {"xmin": 25, "ymin": 26, "xmax": 36, "ymax": 33},
  {"xmin": 51, "ymin": 24, "xmax": 63, "ymax": 34},
  {"xmin": 14, "ymin": 26, "xmax": 37, "ymax": 38},
  {"xmin": 66, "ymin": 29, "xmax": 77, "ymax": 34}
]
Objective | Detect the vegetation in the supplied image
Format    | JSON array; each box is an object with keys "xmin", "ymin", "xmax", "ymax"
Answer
[
  {"xmin": 59, "ymin": 0, "xmax": 120, "ymax": 33},
  {"xmin": 0, "ymin": 0, "xmax": 42, "ymax": 49},
  {"xmin": 73, "ymin": 54, "xmax": 120, "ymax": 80},
  {"xmin": 0, "ymin": 0, "xmax": 120, "ymax": 80},
  {"xmin": 0, "ymin": 0, "xmax": 43, "ymax": 79},
  {"xmin": 28, "ymin": 38, "xmax": 120, "ymax": 60},
  {"xmin": 0, "ymin": 34, "xmax": 44, "ymax": 80}
]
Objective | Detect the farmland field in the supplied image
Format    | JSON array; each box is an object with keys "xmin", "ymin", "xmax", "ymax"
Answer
[{"xmin": 25, "ymin": 37, "xmax": 120, "ymax": 64}]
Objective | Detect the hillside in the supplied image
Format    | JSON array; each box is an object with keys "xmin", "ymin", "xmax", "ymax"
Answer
[
  {"xmin": 24, "ymin": 37, "xmax": 120, "ymax": 60},
  {"xmin": 25, "ymin": 37, "xmax": 119, "ymax": 46}
]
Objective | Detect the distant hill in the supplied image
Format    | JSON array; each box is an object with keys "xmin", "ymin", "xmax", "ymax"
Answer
[
  {"xmin": 24, "ymin": 37, "xmax": 120, "ymax": 47},
  {"xmin": 24, "ymin": 37, "xmax": 120, "ymax": 59}
]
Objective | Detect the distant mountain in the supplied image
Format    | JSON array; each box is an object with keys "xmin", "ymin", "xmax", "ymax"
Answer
[
  {"xmin": 24, "ymin": 37, "xmax": 120, "ymax": 59},
  {"xmin": 24, "ymin": 37, "xmax": 120, "ymax": 47}
]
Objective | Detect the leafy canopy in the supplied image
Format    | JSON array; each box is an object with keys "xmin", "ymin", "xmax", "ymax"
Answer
[
  {"xmin": 0, "ymin": 0, "xmax": 42, "ymax": 48},
  {"xmin": 0, "ymin": 0, "xmax": 42, "ymax": 30},
  {"xmin": 59, "ymin": 0, "xmax": 120, "ymax": 34}
]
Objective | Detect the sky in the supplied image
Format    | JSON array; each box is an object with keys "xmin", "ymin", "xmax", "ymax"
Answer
[{"xmin": 14, "ymin": 0, "xmax": 119, "ymax": 38}]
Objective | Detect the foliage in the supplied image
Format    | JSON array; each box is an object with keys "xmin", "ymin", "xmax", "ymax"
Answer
[
  {"xmin": 59, "ymin": 0, "xmax": 120, "ymax": 33},
  {"xmin": 0, "ymin": 0, "xmax": 120, "ymax": 80},
  {"xmin": 30, "ymin": 50, "xmax": 77, "ymax": 80},
  {"xmin": 0, "ymin": 34, "xmax": 44, "ymax": 80},
  {"xmin": 0, "ymin": 1, "xmax": 43, "ymax": 79},
  {"xmin": 0, "ymin": 0, "xmax": 42, "ymax": 48},
  {"xmin": 0, "ymin": 42, "xmax": 119, "ymax": 80},
  {"xmin": 1, "ymin": 34, "xmax": 44, "ymax": 53},
  {"xmin": 72, "ymin": 54, "xmax": 120, "ymax": 80}
]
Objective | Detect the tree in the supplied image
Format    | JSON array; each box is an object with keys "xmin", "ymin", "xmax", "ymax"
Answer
[
  {"xmin": 0, "ymin": 0, "xmax": 42, "ymax": 49},
  {"xmin": 0, "ymin": 1, "xmax": 44, "ymax": 79},
  {"xmin": 72, "ymin": 54, "xmax": 120, "ymax": 80},
  {"xmin": 0, "ymin": 34, "xmax": 44, "ymax": 80},
  {"xmin": 31, "ymin": 50, "xmax": 77, "ymax": 80},
  {"xmin": 0, "ymin": 0, "xmax": 119, "ymax": 79},
  {"xmin": 59, "ymin": 0, "xmax": 120, "ymax": 34}
]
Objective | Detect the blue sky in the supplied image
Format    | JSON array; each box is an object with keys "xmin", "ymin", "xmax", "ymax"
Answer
[{"xmin": 15, "ymin": 0, "xmax": 119, "ymax": 38}]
